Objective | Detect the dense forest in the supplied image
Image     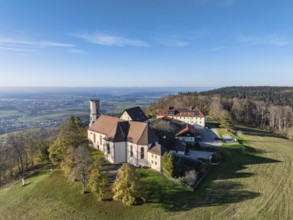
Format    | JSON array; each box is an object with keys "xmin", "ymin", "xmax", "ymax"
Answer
[
  {"xmin": 147, "ymin": 86, "xmax": 293, "ymax": 140},
  {"xmin": 202, "ymin": 86, "xmax": 293, "ymax": 108}
]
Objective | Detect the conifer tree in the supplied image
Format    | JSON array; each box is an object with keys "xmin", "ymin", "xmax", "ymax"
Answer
[
  {"xmin": 87, "ymin": 158, "xmax": 108, "ymax": 201},
  {"xmin": 112, "ymin": 163, "xmax": 143, "ymax": 206},
  {"xmin": 48, "ymin": 116, "xmax": 87, "ymax": 165},
  {"xmin": 60, "ymin": 146, "xmax": 76, "ymax": 180},
  {"xmin": 162, "ymin": 152, "xmax": 175, "ymax": 177},
  {"xmin": 220, "ymin": 111, "xmax": 234, "ymax": 131}
]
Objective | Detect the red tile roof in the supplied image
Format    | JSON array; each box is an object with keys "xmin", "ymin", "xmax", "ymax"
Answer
[
  {"xmin": 158, "ymin": 107, "xmax": 205, "ymax": 118},
  {"xmin": 88, "ymin": 115, "xmax": 124, "ymax": 135},
  {"xmin": 176, "ymin": 123, "xmax": 198, "ymax": 136},
  {"xmin": 148, "ymin": 143, "xmax": 168, "ymax": 156},
  {"xmin": 157, "ymin": 116, "xmax": 184, "ymax": 125},
  {"xmin": 89, "ymin": 115, "xmax": 158, "ymax": 145}
]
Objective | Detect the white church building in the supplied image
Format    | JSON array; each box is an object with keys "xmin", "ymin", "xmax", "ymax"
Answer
[{"xmin": 87, "ymin": 99, "xmax": 167, "ymax": 172}]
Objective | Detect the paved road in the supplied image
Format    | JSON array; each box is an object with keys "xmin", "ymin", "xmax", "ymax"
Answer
[
  {"xmin": 188, "ymin": 150, "xmax": 214, "ymax": 160},
  {"xmin": 198, "ymin": 128, "xmax": 222, "ymax": 147},
  {"xmin": 174, "ymin": 150, "xmax": 214, "ymax": 160}
]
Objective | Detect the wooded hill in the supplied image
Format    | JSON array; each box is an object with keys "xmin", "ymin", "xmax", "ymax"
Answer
[
  {"xmin": 202, "ymin": 86, "xmax": 293, "ymax": 108},
  {"xmin": 147, "ymin": 86, "xmax": 293, "ymax": 140}
]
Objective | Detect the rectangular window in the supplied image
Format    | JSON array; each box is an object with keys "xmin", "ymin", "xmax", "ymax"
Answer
[
  {"xmin": 130, "ymin": 145, "xmax": 133, "ymax": 157},
  {"xmin": 107, "ymin": 143, "xmax": 110, "ymax": 154},
  {"xmin": 100, "ymin": 135, "xmax": 102, "ymax": 145},
  {"xmin": 155, "ymin": 162, "xmax": 157, "ymax": 165},
  {"xmin": 141, "ymin": 147, "xmax": 144, "ymax": 159}
]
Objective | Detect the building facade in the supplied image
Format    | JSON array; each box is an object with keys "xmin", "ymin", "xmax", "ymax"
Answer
[
  {"xmin": 88, "ymin": 115, "xmax": 167, "ymax": 172},
  {"xmin": 157, "ymin": 107, "xmax": 206, "ymax": 129}
]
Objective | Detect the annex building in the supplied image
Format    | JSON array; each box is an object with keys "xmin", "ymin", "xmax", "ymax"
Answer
[{"xmin": 157, "ymin": 106, "xmax": 206, "ymax": 129}]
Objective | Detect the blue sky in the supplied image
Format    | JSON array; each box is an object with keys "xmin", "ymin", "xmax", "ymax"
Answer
[{"xmin": 0, "ymin": 0, "xmax": 292, "ymax": 87}]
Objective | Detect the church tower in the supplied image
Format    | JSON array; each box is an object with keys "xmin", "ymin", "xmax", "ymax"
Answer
[{"xmin": 89, "ymin": 98, "xmax": 100, "ymax": 126}]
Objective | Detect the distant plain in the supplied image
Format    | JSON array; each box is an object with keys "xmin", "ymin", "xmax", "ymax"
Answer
[{"xmin": 0, "ymin": 87, "xmax": 210, "ymax": 136}]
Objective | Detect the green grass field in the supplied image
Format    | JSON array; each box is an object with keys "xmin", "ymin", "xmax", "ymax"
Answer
[
  {"xmin": 0, "ymin": 110, "xmax": 23, "ymax": 120},
  {"xmin": 18, "ymin": 111, "xmax": 88, "ymax": 123},
  {"xmin": 0, "ymin": 125, "xmax": 293, "ymax": 219}
]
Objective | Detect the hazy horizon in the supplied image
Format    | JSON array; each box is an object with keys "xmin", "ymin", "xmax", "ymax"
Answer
[{"xmin": 0, "ymin": 86, "xmax": 214, "ymax": 97}]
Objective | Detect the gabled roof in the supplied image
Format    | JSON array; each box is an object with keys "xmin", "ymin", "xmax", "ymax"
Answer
[
  {"xmin": 89, "ymin": 115, "xmax": 158, "ymax": 145},
  {"xmin": 148, "ymin": 143, "xmax": 168, "ymax": 156},
  {"xmin": 121, "ymin": 106, "xmax": 148, "ymax": 122},
  {"xmin": 157, "ymin": 116, "xmax": 184, "ymax": 125},
  {"xmin": 127, "ymin": 121, "xmax": 147, "ymax": 144},
  {"xmin": 158, "ymin": 107, "xmax": 205, "ymax": 118},
  {"xmin": 105, "ymin": 121, "xmax": 129, "ymax": 142},
  {"xmin": 88, "ymin": 115, "xmax": 124, "ymax": 135},
  {"xmin": 176, "ymin": 123, "xmax": 197, "ymax": 136},
  {"xmin": 137, "ymin": 123, "xmax": 159, "ymax": 145},
  {"xmin": 128, "ymin": 121, "xmax": 159, "ymax": 145}
]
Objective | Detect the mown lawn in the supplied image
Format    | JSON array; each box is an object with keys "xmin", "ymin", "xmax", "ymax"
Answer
[{"xmin": 1, "ymin": 125, "xmax": 293, "ymax": 219}]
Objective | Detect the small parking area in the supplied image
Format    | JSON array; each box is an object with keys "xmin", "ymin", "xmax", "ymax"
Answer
[
  {"xmin": 188, "ymin": 150, "xmax": 214, "ymax": 160},
  {"xmin": 222, "ymin": 134, "xmax": 239, "ymax": 143},
  {"xmin": 198, "ymin": 128, "xmax": 222, "ymax": 147}
]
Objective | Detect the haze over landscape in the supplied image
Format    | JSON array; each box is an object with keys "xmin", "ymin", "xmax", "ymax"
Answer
[
  {"xmin": 0, "ymin": 0, "xmax": 292, "ymax": 87},
  {"xmin": 1, "ymin": 1, "xmax": 293, "ymax": 220}
]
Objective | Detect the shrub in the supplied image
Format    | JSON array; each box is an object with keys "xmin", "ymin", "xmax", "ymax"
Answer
[{"xmin": 181, "ymin": 170, "xmax": 197, "ymax": 187}]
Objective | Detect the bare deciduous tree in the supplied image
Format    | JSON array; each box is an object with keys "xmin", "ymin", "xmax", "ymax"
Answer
[{"xmin": 73, "ymin": 145, "xmax": 92, "ymax": 194}]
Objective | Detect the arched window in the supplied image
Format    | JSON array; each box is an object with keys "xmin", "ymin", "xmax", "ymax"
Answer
[
  {"xmin": 141, "ymin": 147, "xmax": 144, "ymax": 159},
  {"xmin": 130, "ymin": 145, "xmax": 133, "ymax": 157},
  {"xmin": 93, "ymin": 133, "xmax": 96, "ymax": 143}
]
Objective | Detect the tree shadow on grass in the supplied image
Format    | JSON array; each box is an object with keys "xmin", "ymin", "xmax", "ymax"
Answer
[
  {"xmin": 143, "ymin": 179, "xmax": 260, "ymax": 212},
  {"xmin": 141, "ymin": 134, "xmax": 281, "ymax": 212},
  {"xmin": 236, "ymin": 126, "xmax": 286, "ymax": 139},
  {"xmin": 217, "ymin": 170, "xmax": 256, "ymax": 179},
  {"xmin": 216, "ymin": 146, "xmax": 281, "ymax": 180}
]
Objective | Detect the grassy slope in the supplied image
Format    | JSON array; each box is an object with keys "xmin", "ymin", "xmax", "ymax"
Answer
[{"xmin": 1, "ymin": 126, "xmax": 293, "ymax": 219}]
